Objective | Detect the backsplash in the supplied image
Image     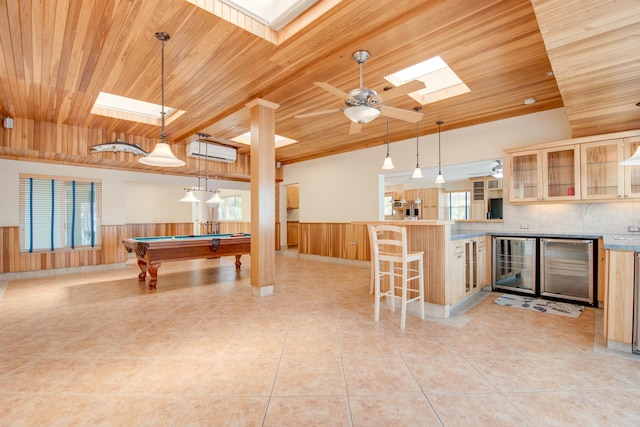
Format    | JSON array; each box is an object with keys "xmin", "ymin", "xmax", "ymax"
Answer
[{"xmin": 455, "ymin": 201, "xmax": 640, "ymax": 236}]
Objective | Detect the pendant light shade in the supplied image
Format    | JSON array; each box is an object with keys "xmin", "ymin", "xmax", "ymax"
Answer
[
  {"xmin": 621, "ymin": 146, "xmax": 640, "ymax": 165},
  {"xmin": 411, "ymin": 106, "xmax": 423, "ymax": 179},
  {"xmin": 179, "ymin": 190, "xmax": 199, "ymax": 203},
  {"xmin": 381, "ymin": 116, "xmax": 395, "ymax": 170},
  {"xmin": 344, "ymin": 106, "xmax": 380, "ymax": 124},
  {"xmin": 206, "ymin": 191, "xmax": 223, "ymax": 204},
  {"xmin": 434, "ymin": 120, "xmax": 445, "ymax": 184},
  {"xmin": 139, "ymin": 32, "xmax": 185, "ymax": 167}
]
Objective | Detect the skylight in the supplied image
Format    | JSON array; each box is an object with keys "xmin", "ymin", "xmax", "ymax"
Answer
[
  {"xmin": 384, "ymin": 56, "xmax": 470, "ymax": 105},
  {"xmin": 91, "ymin": 92, "xmax": 185, "ymax": 126},
  {"xmin": 231, "ymin": 132, "xmax": 298, "ymax": 148},
  {"xmin": 220, "ymin": 0, "xmax": 317, "ymax": 30}
]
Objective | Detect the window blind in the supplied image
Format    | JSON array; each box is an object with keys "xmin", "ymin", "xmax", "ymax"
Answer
[{"xmin": 19, "ymin": 175, "xmax": 102, "ymax": 252}]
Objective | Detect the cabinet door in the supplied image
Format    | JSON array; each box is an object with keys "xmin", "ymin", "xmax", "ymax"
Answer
[
  {"xmin": 465, "ymin": 240, "xmax": 478, "ymax": 294},
  {"xmin": 450, "ymin": 241, "xmax": 466, "ymax": 304},
  {"xmin": 580, "ymin": 139, "xmax": 624, "ymax": 200},
  {"xmin": 476, "ymin": 237, "xmax": 487, "ymax": 287},
  {"xmin": 509, "ymin": 150, "xmax": 542, "ymax": 202},
  {"xmin": 623, "ymin": 136, "xmax": 640, "ymax": 198},
  {"xmin": 542, "ymin": 145, "xmax": 580, "ymax": 201}
]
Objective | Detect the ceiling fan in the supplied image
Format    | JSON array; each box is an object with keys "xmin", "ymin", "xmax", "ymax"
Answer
[
  {"xmin": 469, "ymin": 160, "xmax": 504, "ymax": 178},
  {"xmin": 295, "ymin": 50, "xmax": 426, "ymax": 134}
]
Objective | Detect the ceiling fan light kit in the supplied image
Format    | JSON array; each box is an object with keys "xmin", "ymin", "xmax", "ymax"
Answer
[
  {"xmin": 139, "ymin": 32, "xmax": 185, "ymax": 168},
  {"xmin": 296, "ymin": 50, "xmax": 425, "ymax": 132}
]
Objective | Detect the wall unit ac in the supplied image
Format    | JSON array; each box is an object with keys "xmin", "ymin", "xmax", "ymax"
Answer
[{"xmin": 187, "ymin": 141, "xmax": 237, "ymax": 163}]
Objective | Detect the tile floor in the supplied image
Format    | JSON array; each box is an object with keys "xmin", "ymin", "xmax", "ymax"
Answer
[{"xmin": 0, "ymin": 254, "xmax": 639, "ymax": 426}]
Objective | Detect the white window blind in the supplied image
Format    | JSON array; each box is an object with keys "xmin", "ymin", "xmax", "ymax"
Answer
[
  {"xmin": 219, "ymin": 195, "xmax": 242, "ymax": 221},
  {"xmin": 19, "ymin": 175, "xmax": 102, "ymax": 252}
]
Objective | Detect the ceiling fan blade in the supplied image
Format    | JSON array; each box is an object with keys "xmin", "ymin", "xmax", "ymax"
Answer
[
  {"xmin": 349, "ymin": 121, "xmax": 362, "ymax": 134},
  {"xmin": 295, "ymin": 108, "xmax": 342, "ymax": 119},
  {"xmin": 378, "ymin": 80, "xmax": 425, "ymax": 102},
  {"xmin": 378, "ymin": 105, "xmax": 423, "ymax": 123},
  {"xmin": 314, "ymin": 82, "xmax": 350, "ymax": 99}
]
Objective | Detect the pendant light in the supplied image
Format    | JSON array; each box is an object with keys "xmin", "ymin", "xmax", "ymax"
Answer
[
  {"xmin": 411, "ymin": 106, "xmax": 423, "ymax": 179},
  {"xmin": 206, "ymin": 190, "xmax": 223, "ymax": 204},
  {"xmin": 139, "ymin": 32, "xmax": 185, "ymax": 167},
  {"xmin": 179, "ymin": 136, "xmax": 205, "ymax": 203},
  {"xmin": 434, "ymin": 120, "xmax": 445, "ymax": 184},
  {"xmin": 381, "ymin": 116, "xmax": 394, "ymax": 169}
]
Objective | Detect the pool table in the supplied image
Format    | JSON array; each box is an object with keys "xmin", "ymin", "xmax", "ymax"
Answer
[{"xmin": 122, "ymin": 233, "xmax": 251, "ymax": 288}]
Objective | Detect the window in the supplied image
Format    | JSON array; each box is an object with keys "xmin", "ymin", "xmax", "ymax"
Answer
[
  {"xmin": 219, "ymin": 195, "xmax": 242, "ymax": 220},
  {"xmin": 448, "ymin": 191, "xmax": 470, "ymax": 220},
  {"xmin": 19, "ymin": 175, "xmax": 102, "ymax": 252},
  {"xmin": 383, "ymin": 194, "xmax": 394, "ymax": 216}
]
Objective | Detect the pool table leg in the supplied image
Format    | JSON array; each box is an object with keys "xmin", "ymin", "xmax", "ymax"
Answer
[
  {"xmin": 147, "ymin": 263, "xmax": 160, "ymax": 289},
  {"xmin": 235, "ymin": 255, "xmax": 242, "ymax": 270},
  {"xmin": 136, "ymin": 260, "xmax": 147, "ymax": 281}
]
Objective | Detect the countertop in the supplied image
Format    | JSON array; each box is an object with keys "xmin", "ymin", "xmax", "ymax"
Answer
[{"xmin": 451, "ymin": 230, "xmax": 640, "ymax": 252}]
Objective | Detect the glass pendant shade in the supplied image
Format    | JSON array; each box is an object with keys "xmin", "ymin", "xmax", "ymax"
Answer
[
  {"xmin": 344, "ymin": 106, "xmax": 380, "ymax": 124},
  {"xmin": 206, "ymin": 192, "xmax": 223, "ymax": 204},
  {"xmin": 179, "ymin": 190, "xmax": 199, "ymax": 203},
  {"xmin": 434, "ymin": 120, "xmax": 445, "ymax": 184},
  {"xmin": 412, "ymin": 167, "xmax": 423, "ymax": 179},
  {"xmin": 382, "ymin": 155, "xmax": 394, "ymax": 169},
  {"xmin": 139, "ymin": 142, "xmax": 185, "ymax": 167},
  {"xmin": 435, "ymin": 173, "xmax": 445, "ymax": 184},
  {"xmin": 621, "ymin": 146, "xmax": 640, "ymax": 165}
]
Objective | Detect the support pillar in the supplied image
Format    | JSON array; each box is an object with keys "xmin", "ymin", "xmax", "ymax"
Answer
[{"xmin": 246, "ymin": 98, "xmax": 279, "ymax": 296}]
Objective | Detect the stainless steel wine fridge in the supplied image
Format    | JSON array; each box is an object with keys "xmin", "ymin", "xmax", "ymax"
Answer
[{"xmin": 493, "ymin": 237, "xmax": 537, "ymax": 295}]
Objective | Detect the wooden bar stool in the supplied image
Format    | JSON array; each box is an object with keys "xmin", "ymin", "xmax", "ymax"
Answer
[{"xmin": 368, "ymin": 224, "xmax": 425, "ymax": 329}]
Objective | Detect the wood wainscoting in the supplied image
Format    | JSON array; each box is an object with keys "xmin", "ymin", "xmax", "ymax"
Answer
[{"xmin": 298, "ymin": 223, "xmax": 371, "ymax": 262}]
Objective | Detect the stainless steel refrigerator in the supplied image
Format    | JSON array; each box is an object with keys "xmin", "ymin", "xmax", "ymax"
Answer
[
  {"xmin": 540, "ymin": 238, "xmax": 594, "ymax": 305},
  {"xmin": 493, "ymin": 237, "xmax": 537, "ymax": 294}
]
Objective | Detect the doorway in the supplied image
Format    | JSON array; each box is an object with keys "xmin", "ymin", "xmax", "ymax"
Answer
[{"xmin": 285, "ymin": 184, "xmax": 299, "ymax": 251}]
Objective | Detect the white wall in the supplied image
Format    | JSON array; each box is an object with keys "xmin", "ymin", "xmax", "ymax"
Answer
[
  {"xmin": 0, "ymin": 159, "xmax": 250, "ymax": 227},
  {"xmin": 281, "ymin": 108, "xmax": 571, "ymax": 224}
]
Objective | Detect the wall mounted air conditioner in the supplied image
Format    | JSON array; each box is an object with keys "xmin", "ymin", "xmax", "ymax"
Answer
[{"xmin": 187, "ymin": 141, "xmax": 237, "ymax": 163}]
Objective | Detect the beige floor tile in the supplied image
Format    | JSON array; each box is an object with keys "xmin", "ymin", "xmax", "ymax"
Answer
[
  {"xmin": 343, "ymin": 357, "xmax": 422, "ymax": 395},
  {"xmin": 581, "ymin": 389, "xmax": 640, "ymax": 425},
  {"xmin": 349, "ymin": 395, "xmax": 442, "ymax": 427},
  {"xmin": 86, "ymin": 395, "xmax": 188, "ymax": 426},
  {"xmin": 427, "ymin": 393, "xmax": 532, "ymax": 426},
  {"xmin": 272, "ymin": 356, "xmax": 347, "ymax": 396},
  {"xmin": 195, "ymin": 357, "xmax": 279, "ymax": 396},
  {"xmin": 505, "ymin": 391, "xmax": 627, "ymax": 426},
  {"xmin": 120, "ymin": 357, "xmax": 213, "ymax": 395},
  {"xmin": 263, "ymin": 396, "xmax": 351, "ymax": 427},
  {"xmin": 338, "ymin": 330, "xmax": 401, "ymax": 358},
  {"xmin": 173, "ymin": 396, "xmax": 268, "ymax": 426},
  {"xmin": 282, "ymin": 333, "xmax": 341, "ymax": 358},
  {"xmin": 405, "ymin": 355, "xmax": 497, "ymax": 394},
  {"xmin": 0, "ymin": 392, "xmax": 107, "ymax": 426}
]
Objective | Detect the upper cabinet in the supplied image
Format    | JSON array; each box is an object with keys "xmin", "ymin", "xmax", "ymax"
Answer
[
  {"xmin": 542, "ymin": 145, "xmax": 580, "ymax": 201},
  {"xmin": 286, "ymin": 184, "xmax": 299, "ymax": 209},
  {"xmin": 509, "ymin": 149, "xmax": 542, "ymax": 202},
  {"xmin": 508, "ymin": 130, "xmax": 640, "ymax": 204}
]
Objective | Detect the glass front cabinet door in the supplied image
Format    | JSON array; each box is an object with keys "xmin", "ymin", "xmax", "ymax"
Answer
[
  {"xmin": 542, "ymin": 146, "xmax": 580, "ymax": 201},
  {"xmin": 580, "ymin": 139, "xmax": 624, "ymax": 200},
  {"xmin": 509, "ymin": 150, "xmax": 541, "ymax": 202},
  {"xmin": 623, "ymin": 136, "xmax": 640, "ymax": 198}
]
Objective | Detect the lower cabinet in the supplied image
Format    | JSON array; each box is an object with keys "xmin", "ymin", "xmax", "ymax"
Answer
[
  {"xmin": 605, "ymin": 250, "xmax": 635, "ymax": 345},
  {"xmin": 450, "ymin": 236, "xmax": 489, "ymax": 305}
]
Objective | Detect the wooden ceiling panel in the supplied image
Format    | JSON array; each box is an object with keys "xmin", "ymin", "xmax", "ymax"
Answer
[{"xmin": 0, "ymin": 0, "xmax": 637, "ymax": 171}]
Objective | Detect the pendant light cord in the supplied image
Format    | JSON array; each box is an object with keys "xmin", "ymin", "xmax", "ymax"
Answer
[
  {"xmin": 415, "ymin": 121, "xmax": 420, "ymax": 167},
  {"xmin": 437, "ymin": 120, "xmax": 443, "ymax": 173},
  {"xmin": 156, "ymin": 32, "xmax": 170, "ymax": 141}
]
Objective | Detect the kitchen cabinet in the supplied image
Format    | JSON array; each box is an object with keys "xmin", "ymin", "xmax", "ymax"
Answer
[
  {"xmin": 508, "ymin": 131, "xmax": 640, "ymax": 204},
  {"xmin": 470, "ymin": 178, "xmax": 503, "ymax": 220},
  {"xmin": 286, "ymin": 185, "xmax": 299, "ymax": 209},
  {"xmin": 286, "ymin": 222, "xmax": 298, "ymax": 246},
  {"xmin": 402, "ymin": 188, "xmax": 442, "ymax": 220},
  {"xmin": 605, "ymin": 250, "xmax": 635, "ymax": 345},
  {"xmin": 450, "ymin": 236, "xmax": 487, "ymax": 305},
  {"xmin": 509, "ymin": 149, "xmax": 542, "ymax": 202},
  {"xmin": 542, "ymin": 145, "xmax": 581, "ymax": 201}
]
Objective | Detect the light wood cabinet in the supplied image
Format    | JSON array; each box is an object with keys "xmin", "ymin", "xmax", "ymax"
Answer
[
  {"xmin": 509, "ymin": 149, "xmax": 542, "ymax": 202},
  {"xmin": 605, "ymin": 250, "xmax": 635, "ymax": 344},
  {"xmin": 286, "ymin": 185, "xmax": 299, "ymax": 209},
  {"xmin": 508, "ymin": 130, "xmax": 640, "ymax": 204},
  {"xmin": 470, "ymin": 178, "xmax": 503, "ymax": 220},
  {"xmin": 542, "ymin": 145, "xmax": 581, "ymax": 201},
  {"xmin": 450, "ymin": 236, "xmax": 487, "ymax": 305},
  {"xmin": 286, "ymin": 222, "xmax": 298, "ymax": 246},
  {"xmin": 401, "ymin": 188, "xmax": 442, "ymax": 220}
]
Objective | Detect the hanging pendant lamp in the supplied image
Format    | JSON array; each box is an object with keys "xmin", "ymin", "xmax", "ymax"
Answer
[
  {"xmin": 381, "ymin": 116, "xmax": 395, "ymax": 169},
  {"xmin": 411, "ymin": 107, "xmax": 423, "ymax": 179},
  {"xmin": 434, "ymin": 120, "xmax": 445, "ymax": 184},
  {"xmin": 206, "ymin": 190, "xmax": 223, "ymax": 204},
  {"xmin": 139, "ymin": 32, "xmax": 185, "ymax": 167}
]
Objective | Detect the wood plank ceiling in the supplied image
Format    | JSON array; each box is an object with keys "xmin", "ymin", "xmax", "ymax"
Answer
[{"xmin": 0, "ymin": 0, "xmax": 638, "ymax": 174}]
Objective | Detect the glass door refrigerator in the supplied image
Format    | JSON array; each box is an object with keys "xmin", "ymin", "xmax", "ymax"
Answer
[
  {"xmin": 540, "ymin": 238, "xmax": 594, "ymax": 305},
  {"xmin": 493, "ymin": 237, "xmax": 537, "ymax": 294}
]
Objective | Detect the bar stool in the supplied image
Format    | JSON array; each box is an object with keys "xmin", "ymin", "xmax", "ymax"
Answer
[{"xmin": 367, "ymin": 224, "xmax": 425, "ymax": 329}]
